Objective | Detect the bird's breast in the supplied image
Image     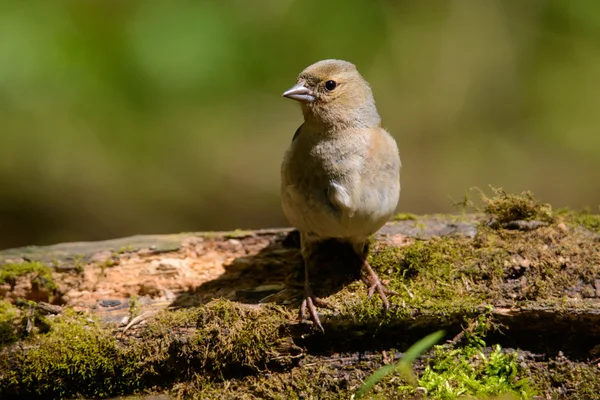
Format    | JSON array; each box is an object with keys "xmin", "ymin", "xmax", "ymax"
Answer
[{"xmin": 281, "ymin": 129, "xmax": 399, "ymax": 239}]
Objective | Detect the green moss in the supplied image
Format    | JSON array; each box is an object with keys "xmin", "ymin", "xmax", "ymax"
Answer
[
  {"xmin": 331, "ymin": 212, "xmax": 598, "ymax": 325},
  {"xmin": 142, "ymin": 300, "xmax": 293, "ymax": 377},
  {"xmin": 393, "ymin": 212, "xmax": 418, "ymax": 221},
  {"xmin": 352, "ymin": 315, "xmax": 535, "ymax": 399},
  {"xmin": 171, "ymin": 365, "xmax": 359, "ymax": 400},
  {"xmin": 339, "ymin": 237, "xmax": 485, "ymax": 322},
  {"xmin": 0, "ymin": 300, "xmax": 57, "ymax": 346},
  {"xmin": 171, "ymin": 353, "xmax": 414, "ymax": 400},
  {"xmin": 129, "ymin": 295, "xmax": 141, "ymax": 318},
  {"xmin": 0, "ymin": 309, "xmax": 138, "ymax": 398},
  {"xmin": 479, "ymin": 187, "xmax": 554, "ymax": 224},
  {"xmin": 370, "ymin": 238, "xmax": 481, "ymax": 316},
  {"xmin": 532, "ymin": 359, "xmax": 600, "ymax": 397},
  {"xmin": 564, "ymin": 208, "xmax": 600, "ymax": 233},
  {"xmin": 0, "ymin": 300, "xmax": 20, "ymax": 345},
  {"xmin": 413, "ymin": 344, "xmax": 533, "ymax": 399},
  {"xmin": 0, "ymin": 300, "xmax": 293, "ymax": 398},
  {"xmin": 191, "ymin": 300, "xmax": 292, "ymax": 374},
  {"xmin": 0, "ymin": 261, "xmax": 56, "ymax": 291},
  {"xmin": 117, "ymin": 246, "xmax": 135, "ymax": 254},
  {"xmin": 70, "ymin": 254, "xmax": 87, "ymax": 273},
  {"xmin": 171, "ymin": 317, "xmax": 539, "ymax": 400},
  {"xmin": 411, "ymin": 315, "xmax": 534, "ymax": 399}
]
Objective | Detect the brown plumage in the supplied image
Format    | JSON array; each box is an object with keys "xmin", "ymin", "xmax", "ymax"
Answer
[{"xmin": 281, "ymin": 59, "xmax": 401, "ymax": 332}]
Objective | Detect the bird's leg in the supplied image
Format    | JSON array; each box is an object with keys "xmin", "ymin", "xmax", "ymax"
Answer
[
  {"xmin": 299, "ymin": 260, "xmax": 335, "ymax": 333},
  {"xmin": 299, "ymin": 233, "xmax": 335, "ymax": 332},
  {"xmin": 355, "ymin": 240, "xmax": 397, "ymax": 311},
  {"xmin": 361, "ymin": 259, "xmax": 397, "ymax": 311}
]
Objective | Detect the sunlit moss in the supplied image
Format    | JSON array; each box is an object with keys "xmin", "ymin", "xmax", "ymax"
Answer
[
  {"xmin": 0, "ymin": 300, "xmax": 20, "ymax": 345},
  {"xmin": 0, "ymin": 261, "xmax": 56, "ymax": 291},
  {"xmin": 479, "ymin": 187, "xmax": 554, "ymax": 224},
  {"xmin": 414, "ymin": 344, "xmax": 533, "ymax": 399},
  {"xmin": 406, "ymin": 314, "xmax": 534, "ymax": 399},
  {"xmin": 562, "ymin": 208, "xmax": 600, "ymax": 233},
  {"xmin": 128, "ymin": 295, "xmax": 141, "ymax": 318},
  {"xmin": 323, "ymin": 189, "xmax": 598, "ymax": 328},
  {"xmin": 0, "ymin": 309, "xmax": 136, "ymax": 398},
  {"xmin": 0, "ymin": 301, "xmax": 293, "ymax": 398},
  {"xmin": 392, "ymin": 212, "xmax": 418, "ymax": 221},
  {"xmin": 192, "ymin": 300, "xmax": 292, "ymax": 374}
]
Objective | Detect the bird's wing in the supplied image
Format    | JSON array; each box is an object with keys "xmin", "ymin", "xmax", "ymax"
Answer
[
  {"xmin": 328, "ymin": 181, "xmax": 354, "ymax": 217},
  {"xmin": 291, "ymin": 124, "xmax": 303, "ymax": 142}
]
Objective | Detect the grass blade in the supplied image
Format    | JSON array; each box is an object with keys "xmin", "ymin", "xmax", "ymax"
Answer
[{"xmin": 354, "ymin": 330, "xmax": 445, "ymax": 399}]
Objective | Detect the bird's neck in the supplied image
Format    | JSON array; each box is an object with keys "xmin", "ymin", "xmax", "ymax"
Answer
[{"xmin": 301, "ymin": 103, "xmax": 381, "ymax": 134}]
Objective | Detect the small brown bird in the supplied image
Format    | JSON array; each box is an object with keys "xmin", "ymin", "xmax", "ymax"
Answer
[{"xmin": 281, "ymin": 59, "xmax": 401, "ymax": 331}]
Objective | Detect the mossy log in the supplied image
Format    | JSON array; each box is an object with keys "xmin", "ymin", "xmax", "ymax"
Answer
[{"xmin": 1, "ymin": 192, "xmax": 600, "ymax": 399}]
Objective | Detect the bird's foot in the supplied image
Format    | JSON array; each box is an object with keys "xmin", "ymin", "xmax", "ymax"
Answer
[
  {"xmin": 299, "ymin": 290, "xmax": 335, "ymax": 333},
  {"xmin": 363, "ymin": 261, "xmax": 397, "ymax": 312}
]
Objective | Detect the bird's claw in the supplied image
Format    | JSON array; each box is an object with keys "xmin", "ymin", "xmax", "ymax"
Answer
[
  {"xmin": 366, "ymin": 278, "xmax": 397, "ymax": 312},
  {"xmin": 363, "ymin": 260, "xmax": 397, "ymax": 312},
  {"xmin": 299, "ymin": 294, "xmax": 335, "ymax": 333}
]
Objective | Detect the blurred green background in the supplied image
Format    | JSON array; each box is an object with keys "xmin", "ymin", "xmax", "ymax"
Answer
[{"xmin": 1, "ymin": 0, "xmax": 599, "ymax": 250}]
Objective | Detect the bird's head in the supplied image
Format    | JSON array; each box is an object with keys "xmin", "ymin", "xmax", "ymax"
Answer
[{"xmin": 282, "ymin": 59, "xmax": 381, "ymax": 131}]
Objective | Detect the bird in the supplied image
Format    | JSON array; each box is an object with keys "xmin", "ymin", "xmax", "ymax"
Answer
[{"xmin": 280, "ymin": 59, "xmax": 401, "ymax": 332}]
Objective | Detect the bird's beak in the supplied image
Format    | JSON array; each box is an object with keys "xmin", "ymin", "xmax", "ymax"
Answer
[{"xmin": 282, "ymin": 82, "xmax": 315, "ymax": 103}]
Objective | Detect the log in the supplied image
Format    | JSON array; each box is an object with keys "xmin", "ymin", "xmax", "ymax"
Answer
[{"xmin": 1, "ymin": 208, "xmax": 599, "ymax": 399}]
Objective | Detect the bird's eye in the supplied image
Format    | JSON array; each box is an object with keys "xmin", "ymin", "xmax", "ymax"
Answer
[{"xmin": 324, "ymin": 80, "xmax": 337, "ymax": 91}]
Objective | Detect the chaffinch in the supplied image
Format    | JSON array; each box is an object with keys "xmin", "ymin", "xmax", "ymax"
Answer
[{"xmin": 281, "ymin": 59, "xmax": 401, "ymax": 331}]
